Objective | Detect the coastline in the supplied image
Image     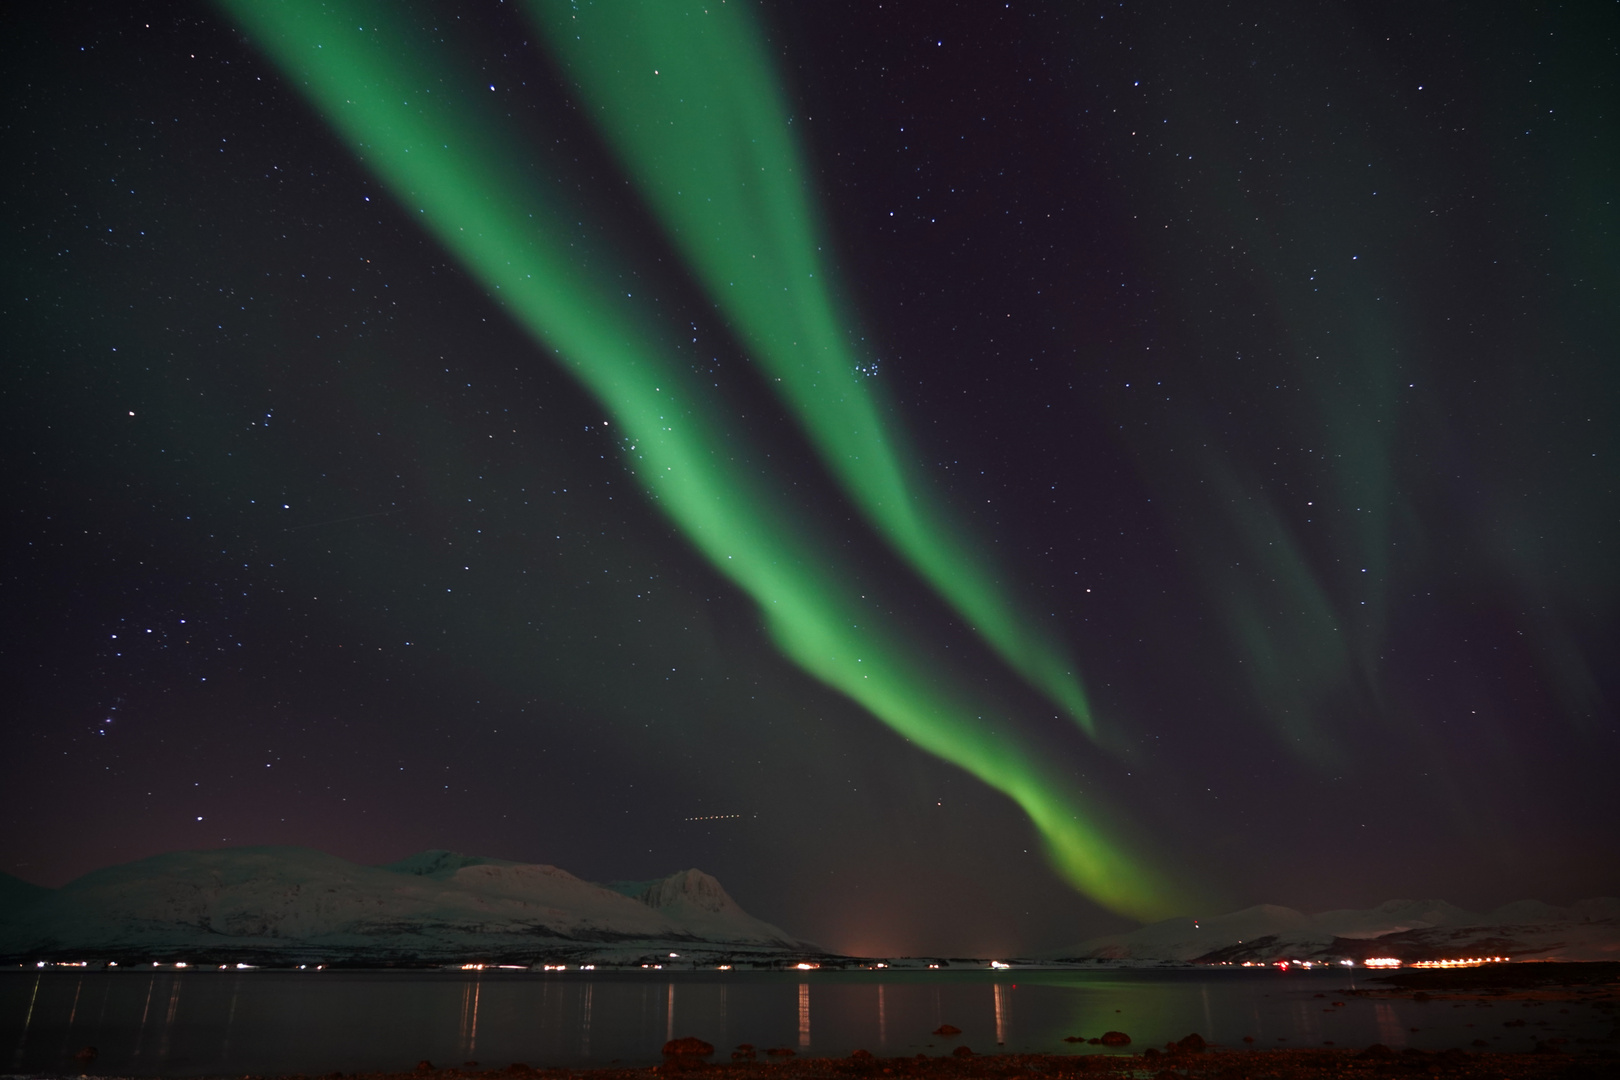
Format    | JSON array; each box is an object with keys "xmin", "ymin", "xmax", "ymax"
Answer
[{"xmin": 18, "ymin": 1047, "xmax": 1616, "ymax": 1080}]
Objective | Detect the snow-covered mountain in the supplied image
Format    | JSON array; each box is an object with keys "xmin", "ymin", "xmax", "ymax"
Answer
[
  {"xmin": 1063, "ymin": 897, "xmax": 1620, "ymax": 964},
  {"xmin": 0, "ymin": 847, "xmax": 812, "ymax": 964}
]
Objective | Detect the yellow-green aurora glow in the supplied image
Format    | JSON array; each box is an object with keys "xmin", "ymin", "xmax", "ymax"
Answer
[
  {"xmin": 216, "ymin": 0, "xmax": 1184, "ymax": 919},
  {"xmin": 522, "ymin": 1, "xmax": 1100, "ymax": 738}
]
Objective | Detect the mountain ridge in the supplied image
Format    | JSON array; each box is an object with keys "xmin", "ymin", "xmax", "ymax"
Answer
[
  {"xmin": 1063, "ymin": 896, "xmax": 1620, "ymax": 964},
  {"xmin": 0, "ymin": 846, "xmax": 815, "ymax": 964}
]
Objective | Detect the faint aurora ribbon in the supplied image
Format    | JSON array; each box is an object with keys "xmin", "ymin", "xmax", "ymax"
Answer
[
  {"xmin": 524, "ymin": 1, "xmax": 1101, "ymax": 740},
  {"xmin": 215, "ymin": 0, "xmax": 1185, "ymax": 918}
]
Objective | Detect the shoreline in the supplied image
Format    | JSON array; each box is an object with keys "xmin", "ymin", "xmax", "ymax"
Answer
[{"xmin": 16, "ymin": 1047, "xmax": 1619, "ymax": 1080}]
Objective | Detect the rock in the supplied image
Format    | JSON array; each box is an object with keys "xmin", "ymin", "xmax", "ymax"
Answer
[
  {"xmin": 765, "ymin": 1047, "xmax": 795, "ymax": 1057},
  {"xmin": 73, "ymin": 1046, "xmax": 98, "ymax": 1064},
  {"xmin": 1175, "ymin": 1033, "xmax": 1206, "ymax": 1053},
  {"xmin": 1098, "ymin": 1031, "xmax": 1131, "ymax": 1046},
  {"xmin": 1062, "ymin": 1035, "xmax": 1084, "ymax": 1043},
  {"xmin": 416, "ymin": 1062, "xmax": 435, "ymax": 1073},
  {"xmin": 932, "ymin": 1024, "xmax": 961, "ymax": 1036},
  {"xmin": 850, "ymin": 1050, "xmax": 875, "ymax": 1062},
  {"xmin": 662, "ymin": 1038, "xmax": 715, "ymax": 1058},
  {"xmin": 951, "ymin": 1046, "xmax": 973, "ymax": 1058},
  {"xmin": 1358, "ymin": 1044, "xmax": 1394, "ymax": 1059}
]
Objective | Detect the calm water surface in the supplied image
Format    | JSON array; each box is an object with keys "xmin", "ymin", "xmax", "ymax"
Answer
[{"xmin": 3, "ymin": 968, "xmax": 1604, "ymax": 1075}]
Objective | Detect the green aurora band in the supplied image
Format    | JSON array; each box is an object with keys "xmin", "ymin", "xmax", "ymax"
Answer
[
  {"xmin": 522, "ymin": 2, "xmax": 1101, "ymax": 739},
  {"xmin": 215, "ymin": 0, "xmax": 1185, "ymax": 919}
]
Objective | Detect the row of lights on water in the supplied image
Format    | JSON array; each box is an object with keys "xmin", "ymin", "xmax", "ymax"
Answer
[
  {"xmin": 1235, "ymin": 956, "xmax": 1510, "ymax": 970},
  {"xmin": 33, "ymin": 960, "xmax": 264, "ymax": 970},
  {"xmin": 31, "ymin": 955, "xmax": 1512, "ymax": 972}
]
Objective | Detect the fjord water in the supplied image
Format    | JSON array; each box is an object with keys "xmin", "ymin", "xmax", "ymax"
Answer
[{"xmin": 3, "ymin": 967, "xmax": 1602, "ymax": 1075}]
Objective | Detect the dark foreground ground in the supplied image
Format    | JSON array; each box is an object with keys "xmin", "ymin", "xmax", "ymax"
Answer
[{"xmin": 50, "ymin": 1047, "xmax": 1606, "ymax": 1080}]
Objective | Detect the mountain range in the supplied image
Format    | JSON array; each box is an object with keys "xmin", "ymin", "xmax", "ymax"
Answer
[
  {"xmin": 6, "ymin": 847, "xmax": 1616, "ymax": 968},
  {"xmin": 0, "ymin": 847, "xmax": 814, "ymax": 965},
  {"xmin": 1066, "ymin": 897, "xmax": 1620, "ymax": 964}
]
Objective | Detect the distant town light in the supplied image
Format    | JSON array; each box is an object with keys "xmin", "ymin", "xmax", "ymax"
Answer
[
  {"xmin": 989, "ymin": 961, "xmax": 1010, "ymax": 969},
  {"xmin": 1364, "ymin": 957, "xmax": 1402, "ymax": 968},
  {"xmin": 1409, "ymin": 956, "xmax": 1508, "ymax": 969}
]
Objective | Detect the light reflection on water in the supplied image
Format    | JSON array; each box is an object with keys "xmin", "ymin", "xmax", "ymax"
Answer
[
  {"xmin": 797, "ymin": 983, "xmax": 810, "ymax": 1047},
  {"xmin": 993, "ymin": 983, "xmax": 1007, "ymax": 1045},
  {"xmin": 3, "ymin": 968, "xmax": 1605, "ymax": 1076}
]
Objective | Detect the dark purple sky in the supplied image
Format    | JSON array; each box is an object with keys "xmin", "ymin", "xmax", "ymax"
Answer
[{"xmin": 4, "ymin": 0, "xmax": 1616, "ymax": 956}]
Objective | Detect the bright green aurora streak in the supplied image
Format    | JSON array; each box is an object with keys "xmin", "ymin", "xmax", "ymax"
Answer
[
  {"xmin": 216, "ymin": 0, "xmax": 1184, "ymax": 919},
  {"xmin": 523, "ymin": 2, "xmax": 1102, "ymax": 739}
]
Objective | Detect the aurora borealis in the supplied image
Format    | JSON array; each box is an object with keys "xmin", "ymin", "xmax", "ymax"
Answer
[
  {"xmin": 5, "ymin": 0, "xmax": 1617, "ymax": 954},
  {"xmin": 523, "ymin": 1, "xmax": 1103, "ymax": 740},
  {"xmin": 208, "ymin": 0, "xmax": 1171, "ymax": 919}
]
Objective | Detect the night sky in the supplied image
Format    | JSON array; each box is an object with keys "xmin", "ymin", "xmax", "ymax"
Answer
[{"xmin": 5, "ymin": 0, "xmax": 1617, "ymax": 957}]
